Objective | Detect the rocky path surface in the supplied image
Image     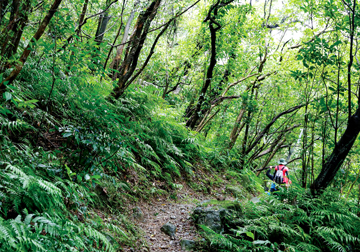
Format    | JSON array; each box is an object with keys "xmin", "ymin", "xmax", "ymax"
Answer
[
  {"xmin": 137, "ymin": 200, "xmax": 200, "ymax": 251},
  {"xmin": 126, "ymin": 186, "xmax": 234, "ymax": 252}
]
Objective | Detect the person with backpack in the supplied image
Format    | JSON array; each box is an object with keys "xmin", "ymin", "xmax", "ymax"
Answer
[{"xmin": 266, "ymin": 158, "xmax": 291, "ymax": 192}]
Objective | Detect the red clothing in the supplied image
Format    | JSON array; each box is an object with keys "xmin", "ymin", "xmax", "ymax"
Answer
[{"xmin": 274, "ymin": 165, "xmax": 290, "ymax": 184}]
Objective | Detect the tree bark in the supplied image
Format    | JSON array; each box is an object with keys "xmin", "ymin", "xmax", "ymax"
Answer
[
  {"xmin": 110, "ymin": 0, "xmax": 161, "ymax": 99},
  {"xmin": 0, "ymin": 0, "xmax": 9, "ymax": 24},
  {"xmin": 185, "ymin": 0, "xmax": 234, "ymax": 129},
  {"xmin": 110, "ymin": 0, "xmax": 140, "ymax": 80},
  {"xmin": 77, "ymin": 0, "xmax": 89, "ymax": 37},
  {"xmin": 0, "ymin": 0, "xmax": 31, "ymax": 60},
  {"xmin": 0, "ymin": 0, "xmax": 63, "ymax": 93},
  {"xmin": 228, "ymin": 109, "xmax": 246, "ymax": 149},
  {"xmin": 245, "ymin": 103, "xmax": 305, "ymax": 155},
  {"xmin": 311, "ymin": 106, "xmax": 360, "ymax": 193}
]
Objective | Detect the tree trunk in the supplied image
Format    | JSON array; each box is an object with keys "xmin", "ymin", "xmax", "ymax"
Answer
[
  {"xmin": 94, "ymin": 0, "xmax": 112, "ymax": 46},
  {"xmin": 185, "ymin": 9, "xmax": 219, "ymax": 129},
  {"xmin": 301, "ymin": 103, "xmax": 308, "ymax": 188},
  {"xmin": 95, "ymin": 14, "xmax": 111, "ymax": 45},
  {"xmin": 311, "ymin": 0, "xmax": 358, "ymax": 194},
  {"xmin": 110, "ymin": 0, "xmax": 140, "ymax": 80},
  {"xmin": 0, "ymin": 0, "xmax": 63, "ymax": 93},
  {"xmin": 110, "ymin": 0, "xmax": 161, "ymax": 99},
  {"xmin": 0, "ymin": 0, "xmax": 31, "ymax": 60},
  {"xmin": 311, "ymin": 106, "xmax": 360, "ymax": 193},
  {"xmin": 77, "ymin": 0, "xmax": 89, "ymax": 37},
  {"xmin": 185, "ymin": 0, "xmax": 234, "ymax": 129},
  {"xmin": 0, "ymin": 0, "xmax": 10, "ymax": 24},
  {"xmin": 228, "ymin": 109, "xmax": 246, "ymax": 149}
]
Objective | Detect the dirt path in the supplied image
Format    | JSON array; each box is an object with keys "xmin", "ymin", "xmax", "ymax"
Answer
[
  {"xmin": 127, "ymin": 186, "xmax": 232, "ymax": 252},
  {"xmin": 137, "ymin": 200, "xmax": 200, "ymax": 251}
]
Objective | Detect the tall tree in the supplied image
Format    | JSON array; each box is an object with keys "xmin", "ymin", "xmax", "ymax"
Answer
[
  {"xmin": 110, "ymin": 0, "xmax": 162, "ymax": 99},
  {"xmin": 0, "ymin": 0, "xmax": 63, "ymax": 93},
  {"xmin": 311, "ymin": 0, "xmax": 358, "ymax": 194},
  {"xmin": 185, "ymin": 0, "xmax": 234, "ymax": 129},
  {"xmin": 110, "ymin": 0, "xmax": 140, "ymax": 80},
  {"xmin": 0, "ymin": 0, "xmax": 32, "ymax": 69}
]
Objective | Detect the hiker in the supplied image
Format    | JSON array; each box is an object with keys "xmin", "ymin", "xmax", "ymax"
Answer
[{"xmin": 266, "ymin": 158, "xmax": 291, "ymax": 192}]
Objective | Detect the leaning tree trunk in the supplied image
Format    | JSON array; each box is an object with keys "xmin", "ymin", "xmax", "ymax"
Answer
[
  {"xmin": 311, "ymin": 0, "xmax": 358, "ymax": 194},
  {"xmin": 110, "ymin": 0, "xmax": 161, "ymax": 99},
  {"xmin": 94, "ymin": 8, "xmax": 111, "ymax": 45},
  {"xmin": 110, "ymin": 0, "xmax": 199, "ymax": 99},
  {"xmin": 0, "ymin": 0, "xmax": 10, "ymax": 24},
  {"xmin": 185, "ymin": 1, "xmax": 223, "ymax": 129},
  {"xmin": 77, "ymin": 0, "xmax": 89, "ymax": 37},
  {"xmin": 110, "ymin": 0, "xmax": 140, "ymax": 80},
  {"xmin": 0, "ymin": 0, "xmax": 31, "ymax": 64},
  {"xmin": 0, "ymin": 0, "xmax": 63, "ymax": 93},
  {"xmin": 310, "ymin": 106, "xmax": 360, "ymax": 194}
]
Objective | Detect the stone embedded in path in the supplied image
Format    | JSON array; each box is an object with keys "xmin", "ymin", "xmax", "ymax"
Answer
[
  {"xmin": 180, "ymin": 239, "xmax": 196, "ymax": 251},
  {"xmin": 193, "ymin": 207, "xmax": 223, "ymax": 233},
  {"xmin": 133, "ymin": 206, "xmax": 144, "ymax": 222},
  {"xmin": 226, "ymin": 185, "xmax": 244, "ymax": 198},
  {"xmin": 250, "ymin": 197, "xmax": 260, "ymax": 203},
  {"xmin": 160, "ymin": 222, "xmax": 176, "ymax": 238}
]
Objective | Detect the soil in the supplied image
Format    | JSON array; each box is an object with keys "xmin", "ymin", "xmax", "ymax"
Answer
[{"xmin": 124, "ymin": 184, "xmax": 234, "ymax": 252}]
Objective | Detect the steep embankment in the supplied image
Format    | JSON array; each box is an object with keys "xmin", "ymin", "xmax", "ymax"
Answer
[
  {"xmin": 123, "ymin": 179, "xmax": 246, "ymax": 251},
  {"xmin": 0, "ymin": 69, "xmax": 260, "ymax": 251}
]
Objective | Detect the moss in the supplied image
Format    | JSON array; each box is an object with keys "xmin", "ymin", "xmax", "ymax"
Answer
[{"xmin": 200, "ymin": 199, "xmax": 243, "ymax": 212}]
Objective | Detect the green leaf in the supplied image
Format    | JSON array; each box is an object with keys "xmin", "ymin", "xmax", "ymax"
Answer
[
  {"xmin": 253, "ymin": 240, "xmax": 270, "ymax": 245},
  {"xmin": 3, "ymin": 92, "xmax": 12, "ymax": 101},
  {"xmin": 246, "ymin": 231, "xmax": 254, "ymax": 240},
  {"xmin": 328, "ymin": 86, "xmax": 336, "ymax": 92},
  {"xmin": 63, "ymin": 132, "xmax": 72, "ymax": 137}
]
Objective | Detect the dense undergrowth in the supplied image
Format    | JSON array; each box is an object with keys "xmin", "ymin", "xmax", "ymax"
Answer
[
  {"xmin": 0, "ymin": 58, "xmax": 222, "ymax": 251},
  {"xmin": 2, "ymin": 57, "xmax": 360, "ymax": 252},
  {"xmin": 200, "ymin": 188, "xmax": 360, "ymax": 252}
]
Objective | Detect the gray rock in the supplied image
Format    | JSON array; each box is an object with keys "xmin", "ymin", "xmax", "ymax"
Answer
[
  {"xmin": 180, "ymin": 239, "xmax": 196, "ymax": 251},
  {"xmin": 216, "ymin": 193, "xmax": 226, "ymax": 201},
  {"xmin": 170, "ymin": 216, "xmax": 176, "ymax": 219},
  {"xmin": 226, "ymin": 185, "xmax": 244, "ymax": 198},
  {"xmin": 250, "ymin": 197, "xmax": 260, "ymax": 203},
  {"xmin": 200, "ymin": 199, "xmax": 211, "ymax": 205},
  {"xmin": 193, "ymin": 207, "xmax": 223, "ymax": 233},
  {"xmin": 133, "ymin": 206, "xmax": 144, "ymax": 222},
  {"xmin": 160, "ymin": 222, "xmax": 176, "ymax": 238},
  {"xmin": 106, "ymin": 235, "xmax": 114, "ymax": 245}
]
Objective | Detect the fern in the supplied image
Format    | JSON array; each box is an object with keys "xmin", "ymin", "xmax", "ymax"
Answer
[
  {"xmin": 201, "ymin": 189, "xmax": 360, "ymax": 252},
  {"xmin": 0, "ymin": 119, "xmax": 34, "ymax": 133}
]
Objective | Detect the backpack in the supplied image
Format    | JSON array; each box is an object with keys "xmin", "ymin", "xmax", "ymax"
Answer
[{"xmin": 274, "ymin": 165, "xmax": 286, "ymax": 184}]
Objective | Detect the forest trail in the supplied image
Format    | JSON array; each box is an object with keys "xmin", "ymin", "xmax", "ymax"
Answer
[{"xmin": 126, "ymin": 185, "xmax": 236, "ymax": 251}]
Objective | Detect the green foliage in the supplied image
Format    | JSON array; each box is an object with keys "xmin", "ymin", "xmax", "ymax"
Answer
[
  {"xmin": 0, "ymin": 48, "xmax": 206, "ymax": 250},
  {"xmin": 201, "ymin": 189, "xmax": 360, "ymax": 252},
  {"xmin": 3, "ymin": 0, "xmax": 360, "ymax": 250},
  {"xmin": 0, "ymin": 211, "xmax": 118, "ymax": 252}
]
